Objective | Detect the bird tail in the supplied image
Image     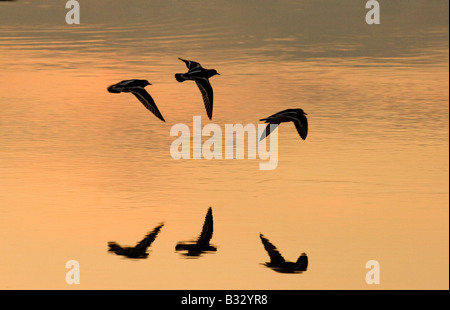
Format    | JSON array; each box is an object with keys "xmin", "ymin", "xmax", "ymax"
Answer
[
  {"xmin": 107, "ymin": 242, "xmax": 123, "ymax": 252},
  {"xmin": 175, "ymin": 73, "xmax": 186, "ymax": 83},
  {"xmin": 107, "ymin": 85, "xmax": 120, "ymax": 93},
  {"xmin": 175, "ymin": 242, "xmax": 188, "ymax": 251}
]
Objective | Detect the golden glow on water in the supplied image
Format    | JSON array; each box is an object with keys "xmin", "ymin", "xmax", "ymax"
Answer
[{"xmin": 0, "ymin": 0, "xmax": 448, "ymax": 289}]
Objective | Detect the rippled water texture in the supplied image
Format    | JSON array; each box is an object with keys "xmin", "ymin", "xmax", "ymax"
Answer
[{"xmin": 0, "ymin": 0, "xmax": 448, "ymax": 289}]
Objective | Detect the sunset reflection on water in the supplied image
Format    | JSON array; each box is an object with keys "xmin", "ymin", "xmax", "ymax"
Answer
[{"xmin": 0, "ymin": 0, "xmax": 448, "ymax": 289}]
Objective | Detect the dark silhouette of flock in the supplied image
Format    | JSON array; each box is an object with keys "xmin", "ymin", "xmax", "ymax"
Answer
[{"xmin": 107, "ymin": 59, "xmax": 309, "ymax": 273}]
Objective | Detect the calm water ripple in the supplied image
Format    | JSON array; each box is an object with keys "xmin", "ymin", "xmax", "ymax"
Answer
[{"xmin": 0, "ymin": 0, "xmax": 448, "ymax": 290}]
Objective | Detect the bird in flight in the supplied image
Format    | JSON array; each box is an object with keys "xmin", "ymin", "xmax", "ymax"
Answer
[
  {"xmin": 175, "ymin": 58, "xmax": 219, "ymax": 120},
  {"xmin": 108, "ymin": 223, "xmax": 165, "ymax": 258},
  {"xmin": 259, "ymin": 108, "xmax": 308, "ymax": 141},
  {"xmin": 175, "ymin": 207, "xmax": 217, "ymax": 256},
  {"xmin": 259, "ymin": 233, "xmax": 308, "ymax": 273},
  {"xmin": 107, "ymin": 79, "xmax": 165, "ymax": 122}
]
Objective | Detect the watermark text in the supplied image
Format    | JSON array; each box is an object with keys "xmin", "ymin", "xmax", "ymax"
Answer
[
  {"xmin": 66, "ymin": 0, "xmax": 80, "ymax": 25},
  {"xmin": 170, "ymin": 116, "xmax": 278, "ymax": 170}
]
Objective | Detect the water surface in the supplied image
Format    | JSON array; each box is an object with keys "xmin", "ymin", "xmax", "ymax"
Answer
[{"xmin": 0, "ymin": 0, "xmax": 448, "ymax": 289}]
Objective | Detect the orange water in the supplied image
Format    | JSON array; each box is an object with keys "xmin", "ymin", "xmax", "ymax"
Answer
[{"xmin": 0, "ymin": 0, "xmax": 448, "ymax": 289}]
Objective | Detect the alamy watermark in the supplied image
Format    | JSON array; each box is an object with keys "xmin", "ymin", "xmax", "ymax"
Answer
[
  {"xmin": 365, "ymin": 260, "xmax": 380, "ymax": 284},
  {"xmin": 170, "ymin": 116, "xmax": 279, "ymax": 170},
  {"xmin": 66, "ymin": 0, "xmax": 80, "ymax": 25},
  {"xmin": 65, "ymin": 2, "xmax": 379, "ymax": 26},
  {"xmin": 65, "ymin": 260, "xmax": 80, "ymax": 285},
  {"xmin": 365, "ymin": 0, "xmax": 380, "ymax": 24}
]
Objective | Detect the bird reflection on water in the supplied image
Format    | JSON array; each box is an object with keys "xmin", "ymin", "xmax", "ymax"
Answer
[
  {"xmin": 107, "ymin": 223, "xmax": 164, "ymax": 259},
  {"xmin": 175, "ymin": 207, "xmax": 217, "ymax": 257},
  {"xmin": 259, "ymin": 233, "xmax": 308, "ymax": 273}
]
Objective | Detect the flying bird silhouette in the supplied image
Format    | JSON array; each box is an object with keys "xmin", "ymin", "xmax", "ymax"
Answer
[
  {"xmin": 107, "ymin": 79, "xmax": 165, "ymax": 122},
  {"xmin": 108, "ymin": 223, "xmax": 164, "ymax": 258},
  {"xmin": 259, "ymin": 233, "xmax": 308, "ymax": 273},
  {"xmin": 259, "ymin": 108, "xmax": 308, "ymax": 141},
  {"xmin": 175, "ymin": 207, "xmax": 217, "ymax": 256},
  {"xmin": 175, "ymin": 58, "xmax": 219, "ymax": 120}
]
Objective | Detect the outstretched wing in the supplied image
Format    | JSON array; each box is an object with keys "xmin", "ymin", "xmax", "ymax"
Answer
[
  {"xmin": 197, "ymin": 207, "xmax": 213, "ymax": 247},
  {"xmin": 130, "ymin": 88, "xmax": 165, "ymax": 122},
  {"xmin": 287, "ymin": 114, "xmax": 308, "ymax": 140},
  {"xmin": 178, "ymin": 58, "xmax": 202, "ymax": 70},
  {"xmin": 260, "ymin": 234, "xmax": 285, "ymax": 265},
  {"xmin": 259, "ymin": 123, "xmax": 279, "ymax": 141},
  {"xmin": 134, "ymin": 223, "xmax": 165, "ymax": 252},
  {"xmin": 195, "ymin": 79, "xmax": 213, "ymax": 120}
]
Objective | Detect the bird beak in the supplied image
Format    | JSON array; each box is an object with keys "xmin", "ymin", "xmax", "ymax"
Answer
[
  {"xmin": 304, "ymin": 112, "xmax": 307, "ymax": 115},
  {"xmin": 217, "ymin": 72, "xmax": 221, "ymax": 75}
]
